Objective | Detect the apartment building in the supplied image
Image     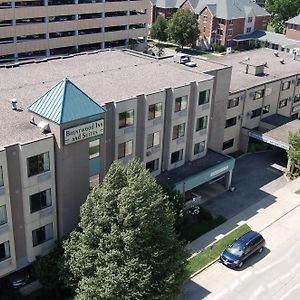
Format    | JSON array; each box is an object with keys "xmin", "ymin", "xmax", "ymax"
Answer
[
  {"xmin": 0, "ymin": 49, "xmax": 235, "ymax": 278},
  {"xmin": 286, "ymin": 14, "xmax": 300, "ymax": 41},
  {"xmin": 150, "ymin": 0, "xmax": 269, "ymax": 49},
  {"xmin": 0, "ymin": 0, "xmax": 148, "ymax": 63}
]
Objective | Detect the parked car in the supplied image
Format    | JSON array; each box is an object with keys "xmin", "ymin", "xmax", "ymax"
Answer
[
  {"xmin": 7, "ymin": 268, "xmax": 31, "ymax": 288},
  {"xmin": 220, "ymin": 231, "xmax": 265, "ymax": 269}
]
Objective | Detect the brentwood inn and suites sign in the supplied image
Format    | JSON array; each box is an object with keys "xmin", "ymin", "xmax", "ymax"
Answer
[{"xmin": 64, "ymin": 120, "xmax": 104, "ymax": 145}]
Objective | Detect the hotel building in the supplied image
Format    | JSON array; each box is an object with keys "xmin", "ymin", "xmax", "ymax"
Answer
[{"xmin": 0, "ymin": 47, "xmax": 299, "ymax": 279}]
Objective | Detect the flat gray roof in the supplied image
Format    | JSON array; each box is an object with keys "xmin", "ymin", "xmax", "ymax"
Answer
[
  {"xmin": 261, "ymin": 114, "xmax": 292, "ymax": 127},
  {"xmin": 0, "ymin": 50, "xmax": 212, "ymax": 146},
  {"xmin": 213, "ymin": 48, "xmax": 300, "ymax": 93},
  {"xmin": 264, "ymin": 119, "xmax": 300, "ymax": 146}
]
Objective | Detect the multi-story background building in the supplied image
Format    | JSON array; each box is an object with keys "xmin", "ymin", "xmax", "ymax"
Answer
[
  {"xmin": 0, "ymin": 47, "xmax": 299, "ymax": 280},
  {"xmin": 0, "ymin": 0, "xmax": 148, "ymax": 63}
]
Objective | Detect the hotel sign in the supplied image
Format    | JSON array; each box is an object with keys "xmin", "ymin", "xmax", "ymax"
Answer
[{"xmin": 64, "ymin": 119, "xmax": 104, "ymax": 145}]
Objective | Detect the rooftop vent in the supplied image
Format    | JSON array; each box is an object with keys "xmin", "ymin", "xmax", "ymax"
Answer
[
  {"xmin": 280, "ymin": 58, "xmax": 285, "ymax": 64},
  {"xmin": 11, "ymin": 98, "xmax": 18, "ymax": 110},
  {"xmin": 274, "ymin": 51, "xmax": 279, "ymax": 57},
  {"xmin": 37, "ymin": 121, "xmax": 50, "ymax": 133},
  {"xmin": 244, "ymin": 57, "xmax": 250, "ymax": 61}
]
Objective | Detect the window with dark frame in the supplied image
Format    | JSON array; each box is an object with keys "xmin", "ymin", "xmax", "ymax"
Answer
[
  {"xmin": 148, "ymin": 103, "xmax": 162, "ymax": 120},
  {"xmin": 294, "ymin": 94, "xmax": 300, "ymax": 103},
  {"xmin": 27, "ymin": 152, "xmax": 50, "ymax": 177},
  {"xmin": 228, "ymin": 97, "xmax": 239, "ymax": 108},
  {"xmin": 225, "ymin": 117, "xmax": 237, "ymax": 128},
  {"xmin": 0, "ymin": 205, "xmax": 7, "ymax": 226},
  {"xmin": 30, "ymin": 189, "xmax": 52, "ymax": 213},
  {"xmin": 278, "ymin": 99, "xmax": 288, "ymax": 108},
  {"xmin": 196, "ymin": 116, "xmax": 208, "ymax": 131},
  {"xmin": 32, "ymin": 223, "xmax": 53, "ymax": 247},
  {"xmin": 194, "ymin": 141, "xmax": 205, "ymax": 155},
  {"xmin": 198, "ymin": 90, "xmax": 210, "ymax": 105},
  {"xmin": 118, "ymin": 140, "xmax": 133, "ymax": 159},
  {"xmin": 281, "ymin": 81, "xmax": 291, "ymax": 91},
  {"xmin": 253, "ymin": 89, "xmax": 264, "ymax": 100},
  {"xmin": 174, "ymin": 96, "xmax": 188, "ymax": 112},
  {"xmin": 223, "ymin": 139, "xmax": 234, "ymax": 150},
  {"xmin": 146, "ymin": 159, "xmax": 159, "ymax": 172},
  {"xmin": 0, "ymin": 166, "xmax": 3, "ymax": 187},
  {"xmin": 119, "ymin": 109, "xmax": 134, "ymax": 128},
  {"xmin": 171, "ymin": 149, "xmax": 183, "ymax": 164},
  {"xmin": 147, "ymin": 132, "xmax": 160, "ymax": 148},
  {"xmin": 250, "ymin": 108, "xmax": 262, "ymax": 119},
  {"xmin": 172, "ymin": 123, "xmax": 185, "ymax": 140},
  {"xmin": 0, "ymin": 241, "xmax": 10, "ymax": 262},
  {"xmin": 262, "ymin": 105, "xmax": 270, "ymax": 114}
]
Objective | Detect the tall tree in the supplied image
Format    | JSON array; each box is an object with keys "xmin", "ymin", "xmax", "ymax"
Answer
[
  {"xmin": 150, "ymin": 15, "xmax": 168, "ymax": 42},
  {"xmin": 265, "ymin": 0, "xmax": 300, "ymax": 33},
  {"xmin": 63, "ymin": 159, "xmax": 187, "ymax": 300},
  {"xmin": 288, "ymin": 129, "xmax": 300, "ymax": 171},
  {"xmin": 168, "ymin": 9, "xmax": 199, "ymax": 49}
]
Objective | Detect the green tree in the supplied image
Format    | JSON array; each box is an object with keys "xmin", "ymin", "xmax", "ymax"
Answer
[
  {"xmin": 150, "ymin": 15, "xmax": 168, "ymax": 42},
  {"xmin": 265, "ymin": 0, "xmax": 300, "ymax": 33},
  {"xmin": 168, "ymin": 9, "xmax": 199, "ymax": 49},
  {"xmin": 288, "ymin": 129, "xmax": 300, "ymax": 171},
  {"xmin": 63, "ymin": 159, "xmax": 187, "ymax": 300}
]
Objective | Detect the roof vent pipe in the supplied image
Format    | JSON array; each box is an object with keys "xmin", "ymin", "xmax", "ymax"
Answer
[{"xmin": 11, "ymin": 98, "xmax": 18, "ymax": 110}]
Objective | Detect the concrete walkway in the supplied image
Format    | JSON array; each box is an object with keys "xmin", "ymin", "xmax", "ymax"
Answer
[{"xmin": 187, "ymin": 176, "xmax": 300, "ymax": 257}]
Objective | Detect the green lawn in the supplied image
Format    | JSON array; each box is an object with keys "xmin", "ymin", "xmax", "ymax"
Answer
[
  {"xmin": 186, "ymin": 224, "xmax": 251, "ymax": 277},
  {"xmin": 180, "ymin": 216, "xmax": 226, "ymax": 242}
]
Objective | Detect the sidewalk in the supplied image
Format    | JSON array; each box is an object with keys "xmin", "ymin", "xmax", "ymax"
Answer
[{"xmin": 187, "ymin": 177, "xmax": 300, "ymax": 257}]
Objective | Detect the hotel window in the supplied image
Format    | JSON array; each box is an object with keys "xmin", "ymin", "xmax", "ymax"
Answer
[
  {"xmin": 265, "ymin": 87, "xmax": 272, "ymax": 96},
  {"xmin": 246, "ymin": 27, "xmax": 251, "ymax": 33},
  {"xmin": 89, "ymin": 140, "xmax": 100, "ymax": 159},
  {"xmin": 225, "ymin": 117, "xmax": 237, "ymax": 128},
  {"xmin": 0, "ymin": 205, "xmax": 7, "ymax": 226},
  {"xmin": 282, "ymin": 81, "xmax": 291, "ymax": 91},
  {"xmin": 194, "ymin": 141, "xmax": 205, "ymax": 155},
  {"xmin": 262, "ymin": 105, "xmax": 270, "ymax": 114},
  {"xmin": 119, "ymin": 110, "xmax": 134, "ymax": 128},
  {"xmin": 146, "ymin": 159, "xmax": 159, "ymax": 172},
  {"xmin": 147, "ymin": 132, "xmax": 160, "ymax": 148},
  {"xmin": 250, "ymin": 108, "xmax": 262, "ymax": 119},
  {"xmin": 223, "ymin": 139, "xmax": 234, "ymax": 150},
  {"xmin": 32, "ymin": 223, "xmax": 54, "ymax": 247},
  {"xmin": 0, "ymin": 166, "xmax": 3, "ymax": 187},
  {"xmin": 227, "ymin": 97, "xmax": 239, "ymax": 108},
  {"xmin": 294, "ymin": 94, "xmax": 300, "ymax": 103},
  {"xmin": 196, "ymin": 116, "xmax": 208, "ymax": 131},
  {"xmin": 253, "ymin": 89, "xmax": 264, "ymax": 100},
  {"xmin": 148, "ymin": 103, "xmax": 162, "ymax": 120},
  {"xmin": 172, "ymin": 123, "xmax": 185, "ymax": 140},
  {"xmin": 174, "ymin": 96, "xmax": 188, "ymax": 112},
  {"xmin": 30, "ymin": 189, "xmax": 52, "ymax": 213},
  {"xmin": 278, "ymin": 99, "xmax": 288, "ymax": 108},
  {"xmin": 227, "ymin": 29, "xmax": 233, "ymax": 36},
  {"xmin": 297, "ymin": 78, "xmax": 300, "ymax": 86},
  {"xmin": 248, "ymin": 17, "xmax": 253, "ymax": 23},
  {"xmin": 118, "ymin": 140, "xmax": 133, "ymax": 159},
  {"xmin": 0, "ymin": 241, "xmax": 10, "ymax": 262},
  {"xmin": 198, "ymin": 90, "xmax": 210, "ymax": 105},
  {"xmin": 27, "ymin": 152, "xmax": 50, "ymax": 177},
  {"xmin": 171, "ymin": 149, "xmax": 183, "ymax": 164}
]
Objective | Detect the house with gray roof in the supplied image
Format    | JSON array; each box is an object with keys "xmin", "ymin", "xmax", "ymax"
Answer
[
  {"xmin": 286, "ymin": 14, "xmax": 300, "ymax": 41},
  {"xmin": 150, "ymin": 0, "xmax": 269, "ymax": 49}
]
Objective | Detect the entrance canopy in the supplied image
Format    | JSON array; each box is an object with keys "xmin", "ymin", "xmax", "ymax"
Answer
[{"xmin": 249, "ymin": 117, "xmax": 300, "ymax": 150}]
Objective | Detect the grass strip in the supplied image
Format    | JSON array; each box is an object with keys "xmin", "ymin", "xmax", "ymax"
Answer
[
  {"xmin": 180, "ymin": 216, "xmax": 226, "ymax": 243},
  {"xmin": 186, "ymin": 223, "xmax": 251, "ymax": 277}
]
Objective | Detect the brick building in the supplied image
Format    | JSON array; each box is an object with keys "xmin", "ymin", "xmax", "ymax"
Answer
[{"xmin": 286, "ymin": 14, "xmax": 300, "ymax": 41}]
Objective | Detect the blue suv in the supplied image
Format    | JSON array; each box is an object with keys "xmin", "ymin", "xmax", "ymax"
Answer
[{"xmin": 220, "ymin": 231, "xmax": 265, "ymax": 269}]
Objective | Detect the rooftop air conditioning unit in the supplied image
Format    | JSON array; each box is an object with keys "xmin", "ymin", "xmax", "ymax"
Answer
[
  {"xmin": 280, "ymin": 58, "xmax": 285, "ymax": 64},
  {"xmin": 274, "ymin": 51, "xmax": 279, "ymax": 57},
  {"xmin": 11, "ymin": 98, "xmax": 18, "ymax": 110},
  {"xmin": 37, "ymin": 121, "xmax": 50, "ymax": 133}
]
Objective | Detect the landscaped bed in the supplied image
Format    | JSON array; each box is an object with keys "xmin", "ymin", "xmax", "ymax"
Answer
[{"xmin": 186, "ymin": 223, "xmax": 251, "ymax": 277}]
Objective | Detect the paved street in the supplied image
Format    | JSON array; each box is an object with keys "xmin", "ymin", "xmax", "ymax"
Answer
[{"xmin": 180, "ymin": 177, "xmax": 300, "ymax": 300}]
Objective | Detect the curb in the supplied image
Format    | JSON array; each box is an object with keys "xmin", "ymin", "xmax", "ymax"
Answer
[{"xmin": 190, "ymin": 258, "xmax": 219, "ymax": 278}]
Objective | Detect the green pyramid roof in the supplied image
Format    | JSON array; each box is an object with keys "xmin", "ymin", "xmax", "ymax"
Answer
[{"xmin": 28, "ymin": 78, "xmax": 105, "ymax": 124}]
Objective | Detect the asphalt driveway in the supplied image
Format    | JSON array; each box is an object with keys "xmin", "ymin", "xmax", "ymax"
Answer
[{"xmin": 201, "ymin": 149, "xmax": 288, "ymax": 219}]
